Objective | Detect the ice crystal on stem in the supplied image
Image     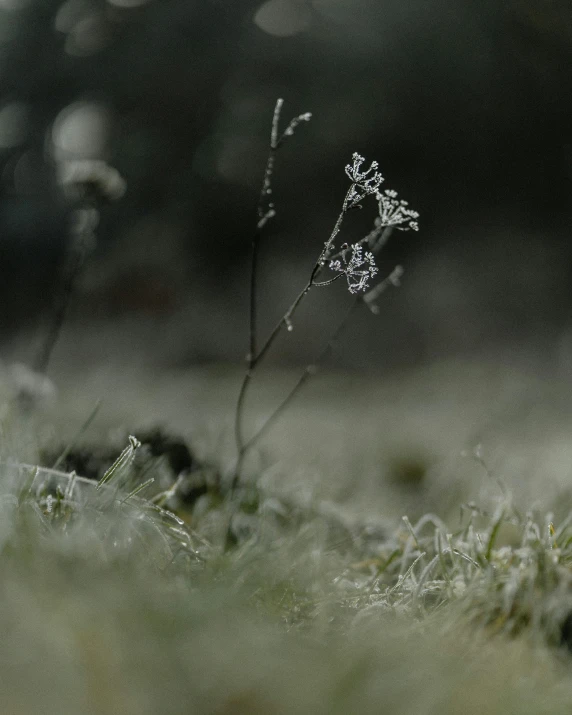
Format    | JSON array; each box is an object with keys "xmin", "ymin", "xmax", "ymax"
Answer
[
  {"xmin": 282, "ymin": 111, "xmax": 312, "ymax": 139},
  {"xmin": 329, "ymin": 243, "xmax": 378, "ymax": 294}
]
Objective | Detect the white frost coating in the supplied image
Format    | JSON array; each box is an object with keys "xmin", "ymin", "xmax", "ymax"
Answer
[
  {"xmin": 329, "ymin": 243, "xmax": 378, "ymax": 294},
  {"xmin": 324, "ymin": 153, "xmax": 419, "ymax": 295},
  {"xmin": 254, "ymin": 0, "xmax": 312, "ymax": 38},
  {"xmin": 282, "ymin": 111, "xmax": 312, "ymax": 138},
  {"xmin": 343, "ymin": 152, "xmax": 384, "ymax": 210},
  {"xmin": 376, "ymin": 189, "xmax": 419, "ymax": 231}
]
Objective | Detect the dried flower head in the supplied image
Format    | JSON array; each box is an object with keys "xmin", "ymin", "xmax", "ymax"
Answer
[
  {"xmin": 344, "ymin": 153, "xmax": 384, "ymax": 209},
  {"xmin": 376, "ymin": 189, "xmax": 419, "ymax": 231},
  {"xmin": 329, "ymin": 243, "xmax": 378, "ymax": 294}
]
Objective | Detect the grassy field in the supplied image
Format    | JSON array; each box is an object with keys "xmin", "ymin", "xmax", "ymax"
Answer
[{"xmin": 1, "ymin": 354, "xmax": 572, "ymax": 712}]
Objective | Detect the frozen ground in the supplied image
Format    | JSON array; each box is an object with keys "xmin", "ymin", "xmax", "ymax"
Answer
[
  {"xmin": 31, "ymin": 342, "xmax": 572, "ymax": 525},
  {"xmin": 3, "ymin": 337, "xmax": 572, "ymax": 712}
]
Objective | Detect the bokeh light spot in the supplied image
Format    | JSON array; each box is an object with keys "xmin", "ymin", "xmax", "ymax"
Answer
[
  {"xmin": 0, "ymin": 0, "xmax": 31, "ymax": 12},
  {"xmin": 254, "ymin": 0, "xmax": 312, "ymax": 37},
  {"xmin": 51, "ymin": 101, "xmax": 112, "ymax": 161}
]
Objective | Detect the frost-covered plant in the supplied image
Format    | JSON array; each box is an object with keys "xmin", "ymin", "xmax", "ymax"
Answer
[
  {"xmin": 343, "ymin": 152, "xmax": 384, "ymax": 210},
  {"xmin": 232, "ymin": 99, "xmax": 419, "ymax": 492},
  {"xmin": 376, "ymin": 188, "xmax": 419, "ymax": 232},
  {"xmin": 329, "ymin": 494, "xmax": 572, "ymax": 652},
  {"xmin": 329, "ymin": 243, "xmax": 378, "ymax": 294},
  {"xmin": 0, "ymin": 438, "xmax": 205, "ymax": 571}
]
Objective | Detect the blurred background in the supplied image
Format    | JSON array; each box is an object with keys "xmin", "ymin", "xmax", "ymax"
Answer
[
  {"xmin": 0, "ymin": 0, "xmax": 572, "ymax": 374},
  {"xmin": 0, "ymin": 0, "xmax": 572, "ymax": 519}
]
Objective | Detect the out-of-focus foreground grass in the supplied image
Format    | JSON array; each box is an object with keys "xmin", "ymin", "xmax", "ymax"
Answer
[{"xmin": 1, "ymin": 354, "xmax": 572, "ymax": 712}]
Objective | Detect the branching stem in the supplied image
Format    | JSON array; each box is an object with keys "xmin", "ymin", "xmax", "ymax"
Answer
[
  {"xmin": 233, "ymin": 192, "xmax": 376, "ymax": 490},
  {"xmin": 237, "ymin": 238, "xmax": 395, "ymax": 458},
  {"xmin": 232, "ymin": 106, "xmax": 393, "ymax": 498}
]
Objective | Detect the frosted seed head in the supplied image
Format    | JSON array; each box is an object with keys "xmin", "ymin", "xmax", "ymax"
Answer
[
  {"xmin": 330, "ymin": 241, "xmax": 379, "ymax": 294},
  {"xmin": 377, "ymin": 187, "xmax": 419, "ymax": 231},
  {"xmin": 344, "ymin": 152, "xmax": 384, "ymax": 203}
]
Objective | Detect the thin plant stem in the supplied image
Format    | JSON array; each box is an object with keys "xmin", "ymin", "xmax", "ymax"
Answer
[
  {"xmin": 233, "ymin": 261, "xmax": 320, "ymax": 485},
  {"xmin": 241, "ymin": 298, "xmax": 361, "ymax": 453},
  {"xmin": 233, "ymin": 98, "xmax": 304, "ymax": 490},
  {"xmin": 33, "ymin": 161, "xmax": 126, "ymax": 378},
  {"xmin": 232, "ymin": 115, "xmax": 386, "ymax": 497},
  {"xmin": 253, "ymin": 269, "xmax": 316, "ymax": 367},
  {"xmin": 234, "ymin": 203, "xmax": 348, "ymax": 455},
  {"xmin": 52, "ymin": 398, "xmax": 102, "ymax": 471},
  {"xmin": 232, "ymin": 208, "xmax": 385, "ymax": 489},
  {"xmin": 248, "ymin": 234, "xmax": 260, "ymax": 364},
  {"xmin": 312, "ymin": 273, "xmax": 344, "ymax": 288},
  {"xmin": 249, "ymin": 98, "xmax": 284, "ymax": 361},
  {"xmin": 235, "ymin": 99, "xmax": 284, "ymax": 454},
  {"xmin": 34, "ymin": 225, "xmax": 92, "ymax": 375},
  {"xmin": 234, "ymin": 367, "xmax": 253, "ymax": 468},
  {"xmin": 237, "ymin": 228, "xmax": 395, "ymax": 462}
]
